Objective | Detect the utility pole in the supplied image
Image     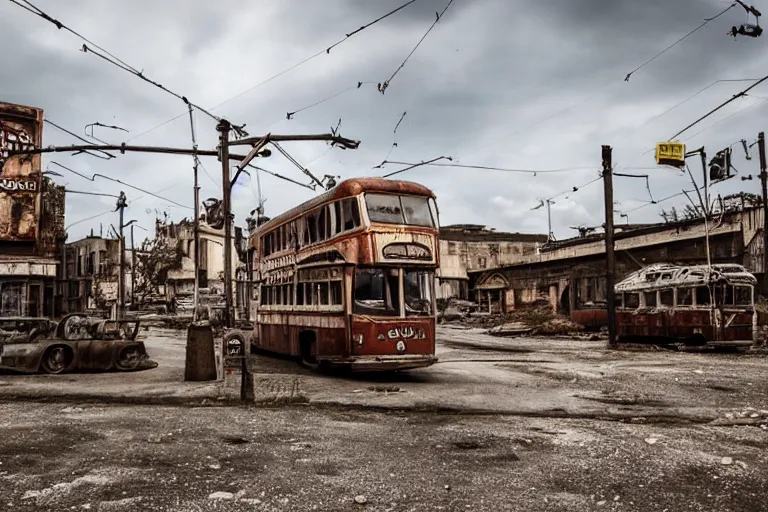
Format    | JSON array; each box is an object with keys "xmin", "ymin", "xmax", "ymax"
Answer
[
  {"xmin": 116, "ymin": 191, "xmax": 127, "ymax": 320},
  {"xmin": 758, "ymin": 132, "xmax": 768, "ymax": 294},
  {"xmin": 187, "ymin": 105, "xmax": 201, "ymax": 322},
  {"xmin": 602, "ymin": 145, "xmax": 617, "ymax": 347},
  {"xmin": 546, "ymin": 199, "xmax": 555, "ymax": 242},
  {"xmin": 130, "ymin": 223, "xmax": 135, "ymax": 309},
  {"xmin": 217, "ymin": 120, "xmax": 234, "ymax": 328}
]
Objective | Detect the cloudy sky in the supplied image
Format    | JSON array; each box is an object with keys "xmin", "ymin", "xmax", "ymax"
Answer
[{"xmin": 2, "ymin": 0, "xmax": 767, "ymax": 244}]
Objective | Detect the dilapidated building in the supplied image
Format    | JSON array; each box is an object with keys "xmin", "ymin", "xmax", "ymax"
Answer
[
  {"xmin": 155, "ymin": 217, "xmax": 241, "ymax": 304},
  {"xmin": 0, "ymin": 102, "xmax": 66, "ymax": 317},
  {"xmin": 472, "ymin": 206, "xmax": 765, "ymax": 322},
  {"xmin": 60, "ymin": 233, "xmax": 132, "ymax": 315},
  {"xmin": 437, "ymin": 224, "xmax": 547, "ymax": 300}
]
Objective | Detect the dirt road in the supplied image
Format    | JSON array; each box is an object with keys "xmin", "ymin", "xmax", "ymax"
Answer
[{"xmin": 1, "ymin": 326, "xmax": 767, "ymax": 510}]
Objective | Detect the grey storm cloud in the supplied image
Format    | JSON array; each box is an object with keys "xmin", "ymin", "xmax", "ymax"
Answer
[{"xmin": 1, "ymin": 0, "xmax": 767, "ymax": 243}]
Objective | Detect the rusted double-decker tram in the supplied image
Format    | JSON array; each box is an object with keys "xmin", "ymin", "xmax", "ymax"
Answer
[
  {"xmin": 250, "ymin": 178, "xmax": 439, "ymax": 371},
  {"xmin": 615, "ymin": 263, "xmax": 756, "ymax": 347}
]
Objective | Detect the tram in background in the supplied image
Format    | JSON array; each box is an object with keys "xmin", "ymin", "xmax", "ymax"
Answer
[
  {"xmin": 615, "ymin": 263, "xmax": 756, "ymax": 348},
  {"xmin": 247, "ymin": 178, "xmax": 440, "ymax": 371}
]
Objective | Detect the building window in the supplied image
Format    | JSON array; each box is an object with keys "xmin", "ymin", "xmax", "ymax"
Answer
[{"xmin": 447, "ymin": 242, "xmax": 457, "ymax": 255}]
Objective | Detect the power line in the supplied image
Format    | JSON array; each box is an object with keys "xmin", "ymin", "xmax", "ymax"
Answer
[
  {"xmin": 639, "ymin": 78, "xmax": 760, "ymax": 128},
  {"xmin": 625, "ymin": 190, "xmax": 693, "ymax": 213},
  {"xmin": 669, "ymin": 72, "xmax": 768, "ymax": 140},
  {"xmin": 624, "ymin": 3, "xmax": 736, "ymax": 82},
  {"xmin": 198, "ymin": 159, "xmax": 221, "ymax": 191},
  {"xmin": 64, "ymin": 189, "xmax": 120, "ymax": 198},
  {"xmin": 379, "ymin": 160, "xmax": 597, "ymax": 175},
  {"xmin": 378, "ymin": 0, "xmax": 455, "ymax": 94},
  {"xmin": 49, "ymin": 161, "xmax": 192, "ymax": 209},
  {"xmin": 382, "ymin": 156, "xmax": 453, "ymax": 178},
  {"xmin": 128, "ymin": 0, "xmax": 420, "ymax": 143},
  {"xmin": 286, "ymin": 82, "xmax": 375, "ymax": 120},
  {"xmin": 65, "ymin": 208, "xmax": 114, "ymax": 231},
  {"xmin": 10, "ymin": 0, "xmax": 247, "ymax": 137},
  {"xmin": 375, "ymin": 111, "xmax": 408, "ymax": 168},
  {"xmin": 547, "ymin": 175, "xmax": 602, "ymax": 202},
  {"xmin": 682, "ymin": 96, "xmax": 768, "ymax": 141},
  {"xmin": 44, "ymin": 119, "xmax": 115, "ymax": 160}
]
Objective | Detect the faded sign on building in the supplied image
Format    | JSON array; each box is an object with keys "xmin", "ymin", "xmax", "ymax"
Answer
[{"xmin": 0, "ymin": 102, "xmax": 43, "ymax": 241}]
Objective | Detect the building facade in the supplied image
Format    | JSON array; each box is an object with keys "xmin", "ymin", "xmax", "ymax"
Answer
[
  {"xmin": 437, "ymin": 224, "xmax": 547, "ymax": 300},
  {"xmin": 60, "ymin": 233, "xmax": 131, "ymax": 314},
  {"xmin": 472, "ymin": 206, "xmax": 765, "ymax": 319},
  {"xmin": 0, "ymin": 102, "xmax": 66, "ymax": 317}
]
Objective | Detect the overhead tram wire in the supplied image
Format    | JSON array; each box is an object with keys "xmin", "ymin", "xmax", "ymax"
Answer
[
  {"xmin": 9, "ymin": 0, "xmax": 245, "ymax": 137},
  {"xmin": 378, "ymin": 0, "xmax": 455, "ymax": 94},
  {"xmin": 49, "ymin": 161, "xmax": 192, "ymax": 209},
  {"xmin": 126, "ymin": 0, "xmax": 420, "ymax": 143},
  {"xmin": 623, "ymin": 2, "xmax": 737, "ymax": 82},
  {"xmin": 379, "ymin": 160, "xmax": 597, "ymax": 175},
  {"xmin": 286, "ymin": 82, "xmax": 375, "ymax": 120},
  {"xmin": 669, "ymin": 72, "xmax": 768, "ymax": 140},
  {"xmin": 374, "ymin": 112, "xmax": 408, "ymax": 168},
  {"xmin": 639, "ymin": 78, "xmax": 760, "ymax": 128},
  {"xmin": 43, "ymin": 119, "xmax": 115, "ymax": 160}
]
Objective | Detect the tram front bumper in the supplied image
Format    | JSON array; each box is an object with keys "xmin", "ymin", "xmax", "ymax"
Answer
[{"xmin": 321, "ymin": 354, "xmax": 438, "ymax": 372}]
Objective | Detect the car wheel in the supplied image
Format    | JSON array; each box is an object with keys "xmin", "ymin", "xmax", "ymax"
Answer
[{"xmin": 41, "ymin": 346, "xmax": 71, "ymax": 374}]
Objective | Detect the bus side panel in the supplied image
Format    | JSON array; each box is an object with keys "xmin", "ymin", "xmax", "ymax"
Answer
[
  {"xmin": 258, "ymin": 319, "xmax": 296, "ymax": 356},
  {"xmin": 721, "ymin": 311, "xmax": 753, "ymax": 341}
]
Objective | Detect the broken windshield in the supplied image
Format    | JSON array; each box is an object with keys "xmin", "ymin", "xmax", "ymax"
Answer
[
  {"xmin": 404, "ymin": 270, "xmax": 434, "ymax": 317},
  {"xmin": 365, "ymin": 194, "xmax": 435, "ymax": 227},
  {"xmin": 353, "ymin": 268, "xmax": 400, "ymax": 316}
]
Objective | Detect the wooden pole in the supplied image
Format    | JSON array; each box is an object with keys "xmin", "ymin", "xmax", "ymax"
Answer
[
  {"xmin": 758, "ymin": 132, "xmax": 768, "ymax": 294},
  {"xmin": 602, "ymin": 146, "xmax": 617, "ymax": 346}
]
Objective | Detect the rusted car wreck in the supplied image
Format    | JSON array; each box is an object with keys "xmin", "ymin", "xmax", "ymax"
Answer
[
  {"xmin": 615, "ymin": 263, "xmax": 756, "ymax": 348},
  {"xmin": 0, "ymin": 313, "xmax": 158, "ymax": 374}
]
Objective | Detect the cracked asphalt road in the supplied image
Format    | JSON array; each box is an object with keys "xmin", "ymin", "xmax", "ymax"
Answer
[{"xmin": 1, "ymin": 326, "xmax": 767, "ymax": 511}]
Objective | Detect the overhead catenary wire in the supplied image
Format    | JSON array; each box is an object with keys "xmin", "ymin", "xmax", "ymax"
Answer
[
  {"xmin": 375, "ymin": 111, "xmax": 408, "ymax": 168},
  {"xmin": 624, "ymin": 3, "xmax": 737, "ymax": 82},
  {"xmin": 49, "ymin": 161, "xmax": 192, "ymax": 209},
  {"xmin": 64, "ymin": 189, "xmax": 120, "ymax": 198},
  {"xmin": 379, "ymin": 160, "xmax": 598, "ymax": 175},
  {"xmin": 44, "ymin": 119, "xmax": 115, "ymax": 160},
  {"xmin": 127, "ymin": 0, "xmax": 420, "ymax": 143},
  {"xmin": 271, "ymin": 142, "xmax": 325, "ymax": 189},
  {"xmin": 8, "ymin": 0, "xmax": 247, "ymax": 137},
  {"xmin": 613, "ymin": 172, "xmax": 655, "ymax": 203},
  {"xmin": 669, "ymin": 72, "xmax": 768, "ymax": 140},
  {"xmin": 378, "ymin": 0, "xmax": 455, "ymax": 94},
  {"xmin": 286, "ymin": 82, "xmax": 375, "ymax": 120}
]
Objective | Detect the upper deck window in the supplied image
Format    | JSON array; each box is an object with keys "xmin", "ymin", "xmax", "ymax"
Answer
[{"xmin": 365, "ymin": 194, "xmax": 435, "ymax": 227}]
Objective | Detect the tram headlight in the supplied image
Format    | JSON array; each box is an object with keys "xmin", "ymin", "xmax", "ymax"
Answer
[
  {"xmin": 396, "ymin": 341, "xmax": 406, "ymax": 353},
  {"xmin": 353, "ymin": 333, "xmax": 364, "ymax": 346}
]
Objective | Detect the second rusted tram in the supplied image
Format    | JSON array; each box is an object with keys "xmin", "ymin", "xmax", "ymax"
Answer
[{"xmin": 615, "ymin": 263, "xmax": 756, "ymax": 347}]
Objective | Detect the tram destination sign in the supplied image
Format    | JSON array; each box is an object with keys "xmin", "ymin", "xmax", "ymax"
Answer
[{"xmin": 382, "ymin": 242, "xmax": 432, "ymax": 261}]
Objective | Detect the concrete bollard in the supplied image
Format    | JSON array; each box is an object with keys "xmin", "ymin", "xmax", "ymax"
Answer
[{"xmin": 184, "ymin": 323, "xmax": 217, "ymax": 381}]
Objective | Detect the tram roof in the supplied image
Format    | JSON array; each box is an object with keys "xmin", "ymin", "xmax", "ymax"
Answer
[
  {"xmin": 254, "ymin": 178, "xmax": 436, "ymax": 235},
  {"xmin": 615, "ymin": 263, "xmax": 757, "ymax": 292}
]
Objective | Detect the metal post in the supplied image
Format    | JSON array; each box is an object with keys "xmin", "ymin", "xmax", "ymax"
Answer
[
  {"xmin": 546, "ymin": 199, "xmax": 554, "ymax": 242},
  {"xmin": 116, "ymin": 191, "xmax": 127, "ymax": 319},
  {"xmin": 187, "ymin": 105, "xmax": 201, "ymax": 321},
  {"xmin": 130, "ymin": 223, "xmax": 135, "ymax": 310},
  {"xmin": 602, "ymin": 145, "xmax": 617, "ymax": 347},
  {"xmin": 217, "ymin": 120, "xmax": 233, "ymax": 328},
  {"xmin": 758, "ymin": 132, "xmax": 768, "ymax": 294}
]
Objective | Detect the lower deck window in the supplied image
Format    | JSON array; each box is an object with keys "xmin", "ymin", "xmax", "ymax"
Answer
[{"xmin": 354, "ymin": 268, "xmax": 400, "ymax": 316}]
